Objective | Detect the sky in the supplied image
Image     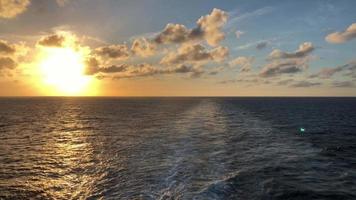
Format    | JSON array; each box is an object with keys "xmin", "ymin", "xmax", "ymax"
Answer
[{"xmin": 0, "ymin": 0, "xmax": 355, "ymax": 96}]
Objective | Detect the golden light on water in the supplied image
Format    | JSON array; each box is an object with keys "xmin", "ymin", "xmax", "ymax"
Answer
[{"xmin": 38, "ymin": 47, "xmax": 95, "ymax": 96}]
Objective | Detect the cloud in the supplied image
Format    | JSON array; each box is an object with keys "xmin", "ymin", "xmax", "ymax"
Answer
[
  {"xmin": 131, "ymin": 38, "xmax": 156, "ymax": 57},
  {"xmin": 97, "ymin": 65, "xmax": 128, "ymax": 74},
  {"xmin": 218, "ymin": 77, "xmax": 270, "ymax": 85},
  {"xmin": 84, "ymin": 57, "xmax": 128, "ymax": 75},
  {"xmin": 197, "ymin": 8, "xmax": 228, "ymax": 46},
  {"xmin": 0, "ymin": 40, "xmax": 16, "ymax": 54},
  {"xmin": 38, "ymin": 34, "xmax": 66, "ymax": 47},
  {"xmin": 210, "ymin": 46, "xmax": 229, "ymax": 62},
  {"xmin": 85, "ymin": 55, "xmax": 204, "ymax": 79},
  {"xmin": 343, "ymin": 61, "xmax": 356, "ymax": 78},
  {"xmin": 154, "ymin": 23, "xmax": 192, "ymax": 44},
  {"xmin": 0, "ymin": 39, "xmax": 28, "ymax": 75},
  {"xmin": 332, "ymin": 81, "xmax": 355, "ymax": 88},
  {"xmin": 154, "ymin": 8, "xmax": 228, "ymax": 46},
  {"xmin": 160, "ymin": 43, "xmax": 228, "ymax": 65},
  {"xmin": 0, "ymin": 57, "xmax": 16, "ymax": 70},
  {"xmin": 169, "ymin": 64, "xmax": 204, "ymax": 78},
  {"xmin": 56, "ymin": 0, "xmax": 70, "ymax": 7},
  {"xmin": 309, "ymin": 60, "xmax": 356, "ymax": 79},
  {"xmin": 274, "ymin": 79, "xmax": 321, "ymax": 88},
  {"xmin": 0, "ymin": 0, "xmax": 74, "ymax": 19},
  {"xmin": 235, "ymin": 31, "xmax": 244, "ymax": 39},
  {"xmin": 290, "ymin": 80, "xmax": 321, "ymax": 88},
  {"xmin": 0, "ymin": 0, "xmax": 30, "ymax": 19},
  {"xmin": 268, "ymin": 42, "xmax": 314, "ymax": 59},
  {"xmin": 94, "ymin": 44, "xmax": 129, "ymax": 60},
  {"xmin": 123, "ymin": 64, "xmax": 165, "ymax": 78},
  {"xmin": 325, "ymin": 23, "xmax": 356, "ymax": 44},
  {"xmin": 111, "ymin": 64, "xmax": 203, "ymax": 79},
  {"xmin": 276, "ymin": 79, "xmax": 294, "ymax": 86},
  {"xmin": 84, "ymin": 57, "xmax": 100, "ymax": 75},
  {"xmin": 309, "ymin": 67, "xmax": 344, "ymax": 79},
  {"xmin": 256, "ymin": 42, "xmax": 268, "ymax": 50},
  {"xmin": 260, "ymin": 59, "xmax": 307, "ymax": 77},
  {"xmin": 235, "ymin": 38, "xmax": 276, "ymax": 51},
  {"xmin": 260, "ymin": 42, "xmax": 314, "ymax": 77},
  {"xmin": 229, "ymin": 56, "xmax": 254, "ymax": 72}
]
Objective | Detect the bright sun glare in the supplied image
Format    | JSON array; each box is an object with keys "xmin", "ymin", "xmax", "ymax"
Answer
[{"xmin": 39, "ymin": 47, "xmax": 92, "ymax": 95}]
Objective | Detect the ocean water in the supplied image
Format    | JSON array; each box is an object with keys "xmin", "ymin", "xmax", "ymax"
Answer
[{"xmin": 0, "ymin": 97, "xmax": 356, "ymax": 200}]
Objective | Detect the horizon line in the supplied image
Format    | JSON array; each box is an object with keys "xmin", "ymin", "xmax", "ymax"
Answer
[{"xmin": 1, "ymin": 96, "xmax": 356, "ymax": 98}]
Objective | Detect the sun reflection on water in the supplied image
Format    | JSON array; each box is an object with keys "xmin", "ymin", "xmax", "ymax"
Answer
[{"xmin": 17, "ymin": 101, "xmax": 104, "ymax": 199}]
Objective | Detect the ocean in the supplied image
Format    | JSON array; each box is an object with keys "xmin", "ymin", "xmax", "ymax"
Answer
[{"xmin": 0, "ymin": 97, "xmax": 355, "ymax": 199}]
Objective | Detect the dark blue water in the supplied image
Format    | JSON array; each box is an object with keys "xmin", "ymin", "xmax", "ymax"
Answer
[{"xmin": 0, "ymin": 97, "xmax": 355, "ymax": 199}]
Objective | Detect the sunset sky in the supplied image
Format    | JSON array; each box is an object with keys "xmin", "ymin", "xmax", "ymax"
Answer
[{"xmin": 0, "ymin": 0, "xmax": 355, "ymax": 96}]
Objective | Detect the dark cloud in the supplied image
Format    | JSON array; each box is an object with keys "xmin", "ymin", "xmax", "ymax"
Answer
[
  {"xmin": 276, "ymin": 79, "xmax": 294, "ymax": 86},
  {"xmin": 160, "ymin": 43, "xmax": 228, "ymax": 65},
  {"xmin": 0, "ymin": 0, "xmax": 30, "ymax": 19},
  {"xmin": 309, "ymin": 67, "xmax": 344, "ymax": 79},
  {"xmin": 170, "ymin": 64, "xmax": 193, "ymax": 73},
  {"xmin": 84, "ymin": 57, "xmax": 128, "ymax": 75},
  {"xmin": 154, "ymin": 23, "xmax": 192, "ymax": 44},
  {"xmin": 256, "ymin": 42, "xmax": 267, "ymax": 50},
  {"xmin": 85, "ymin": 58, "xmax": 204, "ymax": 79},
  {"xmin": 38, "ymin": 34, "xmax": 65, "ymax": 47},
  {"xmin": 84, "ymin": 57, "xmax": 100, "ymax": 75},
  {"xmin": 154, "ymin": 8, "xmax": 228, "ymax": 47},
  {"xmin": 99, "ymin": 65, "xmax": 127, "ymax": 73},
  {"xmin": 207, "ymin": 66, "xmax": 225, "ymax": 76},
  {"xmin": 326, "ymin": 23, "xmax": 356, "ymax": 44},
  {"xmin": 260, "ymin": 59, "xmax": 306, "ymax": 77},
  {"xmin": 94, "ymin": 44, "xmax": 129, "ymax": 60},
  {"xmin": 0, "ymin": 40, "xmax": 16, "ymax": 54},
  {"xmin": 131, "ymin": 38, "xmax": 156, "ymax": 57},
  {"xmin": 332, "ymin": 81, "xmax": 355, "ymax": 88},
  {"xmin": 208, "ymin": 70, "xmax": 219, "ymax": 75},
  {"xmin": 268, "ymin": 42, "xmax": 314, "ymax": 60},
  {"xmin": 218, "ymin": 77, "xmax": 270, "ymax": 85},
  {"xmin": 260, "ymin": 42, "xmax": 314, "ymax": 78},
  {"xmin": 290, "ymin": 81, "xmax": 321, "ymax": 88},
  {"xmin": 309, "ymin": 60, "xmax": 356, "ymax": 79},
  {"xmin": 0, "ymin": 57, "xmax": 16, "ymax": 70}
]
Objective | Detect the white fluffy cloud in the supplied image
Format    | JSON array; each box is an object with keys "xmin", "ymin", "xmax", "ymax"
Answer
[
  {"xmin": 197, "ymin": 8, "xmax": 228, "ymax": 46},
  {"xmin": 154, "ymin": 8, "xmax": 228, "ymax": 47},
  {"xmin": 160, "ymin": 43, "xmax": 228, "ymax": 65},
  {"xmin": 268, "ymin": 42, "xmax": 314, "ymax": 59}
]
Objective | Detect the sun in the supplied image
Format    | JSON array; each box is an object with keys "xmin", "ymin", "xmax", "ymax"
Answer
[{"xmin": 39, "ymin": 47, "xmax": 93, "ymax": 95}]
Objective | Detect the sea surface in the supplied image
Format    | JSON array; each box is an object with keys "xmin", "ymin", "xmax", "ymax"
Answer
[{"xmin": 0, "ymin": 97, "xmax": 356, "ymax": 200}]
